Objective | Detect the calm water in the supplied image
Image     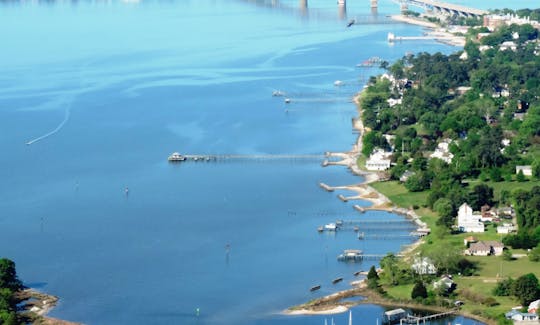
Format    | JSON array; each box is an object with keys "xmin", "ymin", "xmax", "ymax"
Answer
[{"xmin": 0, "ymin": 0, "xmax": 525, "ymax": 324}]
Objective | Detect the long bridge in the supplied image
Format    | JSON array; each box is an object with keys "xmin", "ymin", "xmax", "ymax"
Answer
[{"xmin": 393, "ymin": 0, "xmax": 488, "ymax": 17}]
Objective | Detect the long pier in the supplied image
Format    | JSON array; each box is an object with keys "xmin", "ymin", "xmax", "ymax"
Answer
[{"xmin": 169, "ymin": 153, "xmax": 325, "ymax": 162}]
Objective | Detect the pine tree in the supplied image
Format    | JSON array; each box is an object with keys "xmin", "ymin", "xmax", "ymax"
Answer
[{"xmin": 411, "ymin": 280, "xmax": 428, "ymax": 299}]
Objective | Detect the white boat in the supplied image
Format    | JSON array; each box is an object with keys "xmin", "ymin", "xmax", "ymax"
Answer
[
  {"xmin": 168, "ymin": 152, "xmax": 186, "ymax": 161},
  {"xmin": 324, "ymin": 223, "xmax": 337, "ymax": 231},
  {"xmin": 334, "ymin": 80, "xmax": 344, "ymax": 86},
  {"xmin": 272, "ymin": 90, "xmax": 286, "ymax": 97}
]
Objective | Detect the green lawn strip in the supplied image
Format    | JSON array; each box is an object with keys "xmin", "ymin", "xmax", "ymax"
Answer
[
  {"xmin": 383, "ymin": 283, "xmax": 415, "ymax": 300},
  {"xmin": 370, "ymin": 181, "xmax": 429, "ymax": 209},
  {"xmin": 356, "ymin": 155, "xmax": 367, "ymax": 171}
]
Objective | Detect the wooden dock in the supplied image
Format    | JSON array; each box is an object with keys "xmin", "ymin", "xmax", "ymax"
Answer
[{"xmin": 399, "ymin": 310, "xmax": 456, "ymax": 324}]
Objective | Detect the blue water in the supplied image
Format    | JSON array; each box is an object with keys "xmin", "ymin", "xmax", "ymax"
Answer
[{"xmin": 0, "ymin": 0, "xmax": 525, "ymax": 324}]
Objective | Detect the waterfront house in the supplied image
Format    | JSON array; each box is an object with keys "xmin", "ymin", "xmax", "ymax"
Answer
[
  {"xmin": 516, "ymin": 165, "xmax": 533, "ymax": 176},
  {"xmin": 528, "ymin": 299, "xmax": 540, "ymax": 314},
  {"xmin": 383, "ymin": 308, "xmax": 406, "ymax": 324},
  {"xmin": 457, "ymin": 203, "xmax": 485, "ymax": 233},
  {"xmin": 411, "ymin": 256, "xmax": 437, "ymax": 275},
  {"xmin": 366, "ymin": 149, "xmax": 391, "ymax": 171}
]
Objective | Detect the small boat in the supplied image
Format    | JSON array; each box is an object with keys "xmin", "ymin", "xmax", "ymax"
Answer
[
  {"xmin": 168, "ymin": 152, "xmax": 186, "ymax": 161},
  {"xmin": 284, "ymin": 98, "xmax": 291, "ymax": 104},
  {"xmin": 324, "ymin": 223, "xmax": 337, "ymax": 231},
  {"xmin": 332, "ymin": 277, "xmax": 343, "ymax": 284},
  {"xmin": 353, "ymin": 271, "xmax": 362, "ymax": 276},
  {"xmin": 334, "ymin": 80, "xmax": 344, "ymax": 87},
  {"xmin": 347, "ymin": 19, "xmax": 355, "ymax": 27},
  {"xmin": 272, "ymin": 90, "xmax": 286, "ymax": 97},
  {"xmin": 353, "ymin": 226, "xmax": 360, "ymax": 232},
  {"xmin": 317, "ymin": 226, "xmax": 324, "ymax": 232},
  {"xmin": 310, "ymin": 285, "xmax": 321, "ymax": 292}
]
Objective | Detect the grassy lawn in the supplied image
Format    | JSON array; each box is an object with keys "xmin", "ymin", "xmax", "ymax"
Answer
[
  {"xmin": 466, "ymin": 179, "xmax": 540, "ymax": 202},
  {"xmin": 370, "ymin": 178, "xmax": 540, "ymax": 321},
  {"xmin": 384, "ymin": 283, "xmax": 414, "ymax": 300},
  {"xmin": 371, "ymin": 181, "xmax": 429, "ymax": 209}
]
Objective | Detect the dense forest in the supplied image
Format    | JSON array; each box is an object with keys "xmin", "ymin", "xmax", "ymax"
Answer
[{"xmin": 360, "ymin": 21, "xmax": 540, "ymax": 247}]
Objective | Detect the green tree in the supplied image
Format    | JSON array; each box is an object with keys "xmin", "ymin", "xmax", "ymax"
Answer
[
  {"xmin": 411, "ymin": 281, "xmax": 428, "ymax": 299},
  {"xmin": 529, "ymin": 245, "xmax": 540, "ymax": 262},
  {"xmin": 0, "ymin": 259, "xmax": 22, "ymax": 292},
  {"xmin": 503, "ymin": 249, "xmax": 513, "ymax": 261},
  {"xmin": 493, "ymin": 278, "xmax": 515, "ymax": 296},
  {"xmin": 367, "ymin": 265, "xmax": 379, "ymax": 280},
  {"xmin": 511, "ymin": 273, "xmax": 540, "ymax": 305},
  {"xmin": 517, "ymin": 170, "xmax": 526, "ymax": 182},
  {"xmin": 468, "ymin": 184, "xmax": 494, "ymax": 211}
]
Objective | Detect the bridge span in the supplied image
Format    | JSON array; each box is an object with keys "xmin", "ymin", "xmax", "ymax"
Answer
[{"xmin": 393, "ymin": 0, "xmax": 488, "ymax": 17}]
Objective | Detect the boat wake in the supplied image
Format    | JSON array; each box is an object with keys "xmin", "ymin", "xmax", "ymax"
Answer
[{"xmin": 26, "ymin": 103, "xmax": 72, "ymax": 145}]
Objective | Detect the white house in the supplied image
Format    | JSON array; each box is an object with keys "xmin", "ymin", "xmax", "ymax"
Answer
[
  {"xmin": 411, "ymin": 257, "xmax": 437, "ymax": 275},
  {"xmin": 497, "ymin": 223, "xmax": 516, "ymax": 234},
  {"xmin": 430, "ymin": 139, "xmax": 454, "ymax": 164},
  {"xmin": 505, "ymin": 310, "xmax": 539, "ymax": 322},
  {"xmin": 516, "ymin": 165, "xmax": 533, "ymax": 176},
  {"xmin": 433, "ymin": 275, "xmax": 456, "ymax": 292},
  {"xmin": 457, "ymin": 203, "xmax": 485, "ymax": 233},
  {"xmin": 500, "ymin": 41, "xmax": 517, "ymax": 51},
  {"xmin": 366, "ymin": 149, "xmax": 391, "ymax": 171}
]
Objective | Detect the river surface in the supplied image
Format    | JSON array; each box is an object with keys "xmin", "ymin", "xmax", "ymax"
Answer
[{"xmin": 0, "ymin": 0, "xmax": 526, "ymax": 324}]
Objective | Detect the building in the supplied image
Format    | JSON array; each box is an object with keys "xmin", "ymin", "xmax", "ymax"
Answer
[
  {"xmin": 383, "ymin": 308, "xmax": 406, "ymax": 324},
  {"xmin": 433, "ymin": 275, "xmax": 456, "ymax": 292},
  {"xmin": 465, "ymin": 241, "xmax": 505, "ymax": 256},
  {"xmin": 528, "ymin": 299, "xmax": 540, "ymax": 314},
  {"xmin": 505, "ymin": 310, "xmax": 539, "ymax": 322},
  {"xmin": 399, "ymin": 170, "xmax": 415, "ymax": 182},
  {"xmin": 500, "ymin": 41, "xmax": 517, "ymax": 51},
  {"xmin": 464, "ymin": 236, "xmax": 478, "ymax": 246},
  {"xmin": 457, "ymin": 203, "xmax": 485, "ymax": 233},
  {"xmin": 497, "ymin": 223, "xmax": 516, "ymax": 234},
  {"xmin": 411, "ymin": 256, "xmax": 437, "ymax": 275},
  {"xmin": 516, "ymin": 165, "xmax": 533, "ymax": 176},
  {"xmin": 366, "ymin": 149, "xmax": 391, "ymax": 171},
  {"xmin": 430, "ymin": 139, "xmax": 454, "ymax": 164}
]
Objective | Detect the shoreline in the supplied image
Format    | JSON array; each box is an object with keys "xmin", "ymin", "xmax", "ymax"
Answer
[
  {"xmin": 15, "ymin": 288, "xmax": 80, "ymax": 325},
  {"xmin": 389, "ymin": 14, "xmax": 466, "ymax": 47},
  {"xmin": 284, "ymin": 92, "xmax": 429, "ymax": 316},
  {"xmin": 285, "ymin": 76, "xmax": 495, "ymax": 325}
]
